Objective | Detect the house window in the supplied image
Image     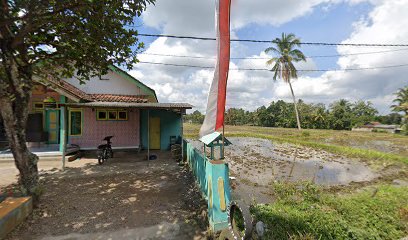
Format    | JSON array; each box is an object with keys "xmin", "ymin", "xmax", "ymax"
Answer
[
  {"xmin": 108, "ymin": 111, "xmax": 117, "ymax": 120},
  {"xmin": 33, "ymin": 102, "xmax": 44, "ymax": 111},
  {"xmin": 118, "ymin": 111, "xmax": 128, "ymax": 120},
  {"xmin": 69, "ymin": 109, "xmax": 82, "ymax": 136},
  {"xmin": 97, "ymin": 110, "xmax": 107, "ymax": 120},
  {"xmin": 96, "ymin": 109, "xmax": 128, "ymax": 121}
]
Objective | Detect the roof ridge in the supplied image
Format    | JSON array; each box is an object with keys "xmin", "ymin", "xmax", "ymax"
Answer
[
  {"xmin": 44, "ymin": 76, "xmax": 92, "ymax": 101},
  {"xmin": 42, "ymin": 72, "xmax": 155, "ymax": 103},
  {"xmin": 88, "ymin": 93, "xmax": 149, "ymax": 97},
  {"xmin": 89, "ymin": 94, "xmax": 148, "ymax": 103}
]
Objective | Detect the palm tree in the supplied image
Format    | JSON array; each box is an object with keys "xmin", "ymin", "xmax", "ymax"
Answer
[
  {"xmin": 265, "ymin": 33, "xmax": 306, "ymax": 130},
  {"xmin": 391, "ymin": 86, "xmax": 408, "ymax": 119}
]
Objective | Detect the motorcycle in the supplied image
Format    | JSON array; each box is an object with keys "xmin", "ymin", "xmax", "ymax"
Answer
[{"xmin": 97, "ymin": 136, "xmax": 114, "ymax": 165}]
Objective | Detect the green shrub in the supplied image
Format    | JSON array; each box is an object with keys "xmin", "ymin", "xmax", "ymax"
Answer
[{"xmin": 402, "ymin": 124, "xmax": 408, "ymax": 135}]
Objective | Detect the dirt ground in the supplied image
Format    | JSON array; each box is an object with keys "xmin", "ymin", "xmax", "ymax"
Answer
[
  {"xmin": 0, "ymin": 156, "xmax": 97, "ymax": 188},
  {"xmin": 3, "ymin": 151, "xmax": 208, "ymax": 240}
]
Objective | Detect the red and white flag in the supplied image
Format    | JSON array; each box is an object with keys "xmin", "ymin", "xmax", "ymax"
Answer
[{"xmin": 200, "ymin": 0, "xmax": 231, "ymax": 137}]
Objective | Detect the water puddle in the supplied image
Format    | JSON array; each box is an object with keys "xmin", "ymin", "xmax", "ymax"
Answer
[
  {"xmin": 187, "ymin": 137, "xmax": 379, "ymax": 203},
  {"xmin": 227, "ymin": 137, "xmax": 377, "ymax": 185}
]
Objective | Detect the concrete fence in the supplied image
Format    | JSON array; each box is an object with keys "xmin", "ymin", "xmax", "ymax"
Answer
[{"xmin": 183, "ymin": 140, "xmax": 231, "ymax": 232}]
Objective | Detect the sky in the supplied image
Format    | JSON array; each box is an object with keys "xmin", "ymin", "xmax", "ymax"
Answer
[{"xmin": 127, "ymin": 0, "xmax": 408, "ymax": 115}]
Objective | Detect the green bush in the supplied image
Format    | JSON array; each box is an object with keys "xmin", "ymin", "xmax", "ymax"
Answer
[{"xmin": 402, "ymin": 124, "xmax": 408, "ymax": 135}]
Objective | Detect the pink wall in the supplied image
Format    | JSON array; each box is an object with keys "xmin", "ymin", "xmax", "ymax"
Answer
[{"xmin": 69, "ymin": 108, "xmax": 140, "ymax": 149}]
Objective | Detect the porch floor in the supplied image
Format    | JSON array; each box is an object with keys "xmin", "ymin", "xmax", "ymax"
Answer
[{"xmin": 0, "ymin": 145, "xmax": 79, "ymax": 159}]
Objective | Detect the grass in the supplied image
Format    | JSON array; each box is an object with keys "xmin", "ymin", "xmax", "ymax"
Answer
[
  {"xmin": 252, "ymin": 182, "xmax": 408, "ymax": 240},
  {"xmin": 184, "ymin": 124, "xmax": 408, "ymax": 166}
]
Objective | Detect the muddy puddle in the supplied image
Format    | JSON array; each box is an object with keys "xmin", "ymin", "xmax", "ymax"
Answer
[{"xmin": 188, "ymin": 137, "xmax": 379, "ymax": 204}]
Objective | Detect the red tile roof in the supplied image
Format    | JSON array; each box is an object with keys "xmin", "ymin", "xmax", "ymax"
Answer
[
  {"xmin": 44, "ymin": 77, "xmax": 148, "ymax": 103},
  {"xmin": 89, "ymin": 94, "xmax": 148, "ymax": 103},
  {"xmin": 46, "ymin": 76, "xmax": 93, "ymax": 101},
  {"xmin": 65, "ymin": 102, "xmax": 193, "ymax": 109}
]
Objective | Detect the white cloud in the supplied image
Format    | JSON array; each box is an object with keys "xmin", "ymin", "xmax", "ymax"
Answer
[
  {"xmin": 136, "ymin": 0, "xmax": 338, "ymax": 113},
  {"xmin": 143, "ymin": 0, "xmax": 347, "ymax": 34},
  {"xmin": 288, "ymin": 0, "xmax": 408, "ymax": 113},
  {"xmin": 130, "ymin": 0, "xmax": 407, "ymax": 115},
  {"xmin": 231, "ymin": 0, "xmax": 340, "ymax": 28},
  {"xmin": 142, "ymin": 1, "xmax": 214, "ymax": 35}
]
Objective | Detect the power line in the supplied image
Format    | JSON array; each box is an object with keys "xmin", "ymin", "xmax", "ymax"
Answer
[
  {"xmin": 308, "ymin": 48, "xmax": 408, "ymax": 58},
  {"xmin": 137, "ymin": 61, "xmax": 408, "ymax": 72},
  {"xmin": 139, "ymin": 61, "xmax": 213, "ymax": 69},
  {"xmin": 141, "ymin": 53, "xmax": 212, "ymax": 59},
  {"xmin": 138, "ymin": 33, "xmax": 408, "ymax": 47},
  {"xmin": 139, "ymin": 48, "xmax": 408, "ymax": 60}
]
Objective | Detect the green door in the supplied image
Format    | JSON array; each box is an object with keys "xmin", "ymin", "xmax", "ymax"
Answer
[{"xmin": 45, "ymin": 110, "xmax": 59, "ymax": 144}]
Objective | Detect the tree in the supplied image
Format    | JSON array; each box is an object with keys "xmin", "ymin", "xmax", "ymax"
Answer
[
  {"xmin": 255, "ymin": 106, "xmax": 270, "ymax": 126},
  {"xmin": 265, "ymin": 33, "xmax": 306, "ymax": 130},
  {"xmin": 189, "ymin": 110, "xmax": 205, "ymax": 124},
  {"xmin": 392, "ymin": 86, "xmax": 408, "ymax": 119},
  {"xmin": 392, "ymin": 86, "xmax": 408, "ymax": 135},
  {"xmin": 0, "ymin": 0, "xmax": 154, "ymax": 200},
  {"xmin": 184, "ymin": 110, "xmax": 205, "ymax": 124},
  {"xmin": 351, "ymin": 100, "xmax": 378, "ymax": 127},
  {"xmin": 376, "ymin": 113, "xmax": 402, "ymax": 125},
  {"xmin": 273, "ymin": 100, "xmax": 296, "ymax": 128},
  {"xmin": 310, "ymin": 103, "xmax": 328, "ymax": 129},
  {"xmin": 329, "ymin": 99, "xmax": 353, "ymax": 130}
]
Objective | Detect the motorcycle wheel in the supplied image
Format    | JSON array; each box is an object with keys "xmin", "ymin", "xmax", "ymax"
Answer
[
  {"xmin": 98, "ymin": 156, "xmax": 104, "ymax": 165},
  {"xmin": 227, "ymin": 200, "xmax": 253, "ymax": 240}
]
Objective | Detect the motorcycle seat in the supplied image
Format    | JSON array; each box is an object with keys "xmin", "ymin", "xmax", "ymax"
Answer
[{"xmin": 98, "ymin": 144, "xmax": 108, "ymax": 149}]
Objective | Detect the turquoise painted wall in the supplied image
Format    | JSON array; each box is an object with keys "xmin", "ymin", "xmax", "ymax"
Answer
[
  {"xmin": 183, "ymin": 140, "xmax": 232, "ymax": 232},
  {"xmin": 184, "ymin": 140, "xmax": 208, "ymax": 199},
  {"xmin": 140, "ymin": 109, "xmax": 181, "ymax": 150}
]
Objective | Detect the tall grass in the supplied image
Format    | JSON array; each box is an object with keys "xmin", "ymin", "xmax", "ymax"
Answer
[{"xmin": 252, "ymin": 182, "xmax": 408, "ymax": 240}]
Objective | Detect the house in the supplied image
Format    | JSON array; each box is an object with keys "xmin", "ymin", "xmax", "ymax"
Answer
[
  {"xmin": 0, "ymin": 65, "xmax": 192, "ymax": 157},
  {"xmin": 352, "ymin": 122, "xmax": 401, "ymax": 134}
]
